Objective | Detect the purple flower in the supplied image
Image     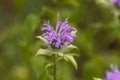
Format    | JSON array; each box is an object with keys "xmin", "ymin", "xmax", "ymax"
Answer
[
  {"xmin": 41, "ymin": 14, "xmax": 76, "ymax": 48},
  {"xmin": 104, "ymin": 65, "xmax": 120, "ymax": 80},
  {"xmin": 113, "ymin": 0, "xmax": 120, "ymax": 6}
]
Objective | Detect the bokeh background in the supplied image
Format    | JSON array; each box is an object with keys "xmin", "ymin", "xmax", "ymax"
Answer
[{"xmin": 0, "ymin": 0, "xmax": 120, "ymax": 80}]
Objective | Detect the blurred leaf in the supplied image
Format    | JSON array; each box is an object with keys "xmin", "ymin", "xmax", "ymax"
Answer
[
  {"xmin": 62, "ymin": 0, "xmax": 79, "ymax": 7},
  {"xmin": 110, "ymin": 18, "xmax": 120, "ymax": 38},
  {"xmin": 63, "ymin": 54, "xmax": 77, "ymax": 69},
  {"xmin": 24, "ymin": 13, "xmax": 40, "ymax": 33},
  {"xmin": 83, "ymin": 54, "xmax": 104, "ymax": 80}
]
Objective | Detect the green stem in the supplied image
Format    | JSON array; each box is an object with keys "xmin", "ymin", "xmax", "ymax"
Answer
[{"xmin": 53, "ymin": 54, "xmax": 57, "ymax": 80}]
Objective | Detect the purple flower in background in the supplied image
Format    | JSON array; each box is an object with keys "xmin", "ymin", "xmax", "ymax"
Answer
[
  {"xmin": 41, "ymin": 14, "xmax": 76, "ymax": 48},
  {"xmin": 113, "ymin": 0, "xmax": 120, "ymax": 6},
  {"xmin": 104, "ymin": 65, "xmax": 120, "ymax": 80}
]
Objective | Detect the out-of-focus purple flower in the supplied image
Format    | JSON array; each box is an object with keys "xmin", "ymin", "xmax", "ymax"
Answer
[
  {"xmin": 113, "ymin": 0, "xmax": 120, "ymax": 6},
  {"xmin": 104, "ymin": 65, "xmax": 120, "ymax": 80},
  {"xmin": 41, "ymin": 14, "xmax": 76, "ymax": 48}
]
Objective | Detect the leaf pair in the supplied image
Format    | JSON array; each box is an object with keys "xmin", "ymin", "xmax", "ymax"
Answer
[{"xmin": 36, "ymin": 36, "xmax": 78, "ymax": 69}]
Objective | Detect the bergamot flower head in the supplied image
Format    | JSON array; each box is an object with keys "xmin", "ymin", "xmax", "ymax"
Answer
[
  {"xmin": 104, "ymin": 65, "xmax": 120, "ymax": 80},
  {"xmin": 113, "ymin": 0, "xmax": 120, "ymax": 7},
  {"xmin": 93, "ymin": 65, "xmax": 120, "ymax": 80},
  {"xmin": 41, "ymin": 13, "xmax": 76, "ymax": 48}
]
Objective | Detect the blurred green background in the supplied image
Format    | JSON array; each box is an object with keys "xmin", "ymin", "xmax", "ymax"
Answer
[{"xmin": 0, "ymin": 0, "xmax": 120, "ymax": 80}]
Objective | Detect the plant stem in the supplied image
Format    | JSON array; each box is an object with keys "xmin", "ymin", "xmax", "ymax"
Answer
[{"xmin": 53, "ymin": 54, "xmax": 57, "ymax": 80}]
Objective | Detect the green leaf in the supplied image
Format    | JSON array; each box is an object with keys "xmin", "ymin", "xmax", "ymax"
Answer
[
  {"xmin": 64, "ymin": 54, "xmax": 77, "ymax": 69},
  {"xmin": 38, "ymin": 63, "xmax": 53, "ymax": 80},
  {"xmin": 93, "ymin": 77, "xmax": 102, "ymax": 80},
  {"xmin": 57, "ymin": 52, "xmax": 63, "ymax": 57},
  {"xmin": 36, "ymin": 36, "xmax": 51, "ymax": 48},
  {"xmin": 36, "ymin": 48, "xmax": 52, "ymax": 56},
  {"xmin": 61, "ymin": 44, "xmax": 78, "ymax": 53},
  {"xmin": 66, "ymin": 53, "xmax": 80, "ymax": 57}
]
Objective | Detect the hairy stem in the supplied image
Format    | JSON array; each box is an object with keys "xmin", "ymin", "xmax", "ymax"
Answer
[{"xmin": 53, "ymin": 54, "xmax": 57, "ymax": 80}]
